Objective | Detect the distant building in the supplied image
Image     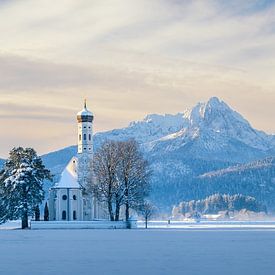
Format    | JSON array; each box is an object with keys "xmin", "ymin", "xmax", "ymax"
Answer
[{"xmin": 48, "ymin": 101, "xmax": 107, "ymax": 221}]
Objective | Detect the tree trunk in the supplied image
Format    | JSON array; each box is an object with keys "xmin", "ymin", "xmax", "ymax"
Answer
[
  {"xmin": 124, "ymin": 177, "xmax": 129, "ymax": 222},
  {"xmin": 115, "ymin": 202, "xmax": 120, "ymax": 221},
  {"xmin": 108, "ymin": 200, "xmax": 114, "ymax": 221},
  {"xmin": 145, "ymin": 217, "xmax": 148, "ymax": 229},
  {"xmin": 125, "ymin": 203, "xmax": 130, "ymax": 221},
  {"xmin": 125, "ymin": 202, "xmax": 131, "ymax": 228},
  {"xmin": 22, "ymin": 211, "xmax": 28, "ymax": 229}
]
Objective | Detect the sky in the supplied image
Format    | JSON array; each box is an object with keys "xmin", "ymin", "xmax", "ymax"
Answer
[{"xmin": 0, "ymin": 0, "xmax": 274, "ymax": 157}]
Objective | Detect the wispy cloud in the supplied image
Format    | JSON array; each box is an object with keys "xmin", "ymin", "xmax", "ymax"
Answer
[{"xmin": 0, "ymin": 0, "xmax": 274, "ymax": 156}]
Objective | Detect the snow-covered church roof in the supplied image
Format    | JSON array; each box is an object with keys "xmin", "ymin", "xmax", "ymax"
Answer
[{"xmin": 53, "ymin": 157, "xmax": 81, "ymax": 189}]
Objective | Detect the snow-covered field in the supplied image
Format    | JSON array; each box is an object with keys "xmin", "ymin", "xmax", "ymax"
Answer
[
  {"xmin": 139, "ymin": 220, "xmax": 275, "ymax": 229},
  {"xmin": 1, "ymin": 226, "xmax": 275, "ymax": 275}
]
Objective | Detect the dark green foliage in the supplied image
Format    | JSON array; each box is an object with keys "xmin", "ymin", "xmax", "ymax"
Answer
[
  {"xmin": 0, "ymin": 147, "xmax": 52, "ymax": 228},
  {"xmin": 34, "ymin": 205, "xmax": 40, "ymax": 221},
  {"xmin": 44, "ymin": 202, "xmax": 49, "ymax": 221}
]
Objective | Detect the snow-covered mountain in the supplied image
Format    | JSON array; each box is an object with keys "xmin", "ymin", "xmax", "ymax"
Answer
[
  {"xmin": 196, "ymin": 157, "xmax": 275, "ymax": 208},
  {"xmin": 0, "ymin": 158, "xmax": 4, "ymax": 169},
  {"xmin": 92, "ymin": 97, "xmax": 274, "ymax": 164},
  {"xmin": 34, "ymin": 97, "xmax": 275, "ymax": 210},
  {"xmin": 148, "ymin": 97, "xmax": 274, "ymax": 163},
  {"xmin": 199, "ymin": 157, "xmax": 275, "ymax": 179},
  {"xmin": 94, "ymin": 113, "xmax": 188, "ymax": 148}
]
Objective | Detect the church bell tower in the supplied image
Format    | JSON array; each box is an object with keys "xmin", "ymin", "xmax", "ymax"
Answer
[
  {"xmin": 77, "ymin": 99, "xmax": 94, "ymax": 156},
  {"xmin": 77, "ymin": 100, "xmax": 94, "ymax": 191}
]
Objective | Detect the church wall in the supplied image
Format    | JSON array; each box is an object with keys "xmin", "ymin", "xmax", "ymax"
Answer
[{"xmin": 49, "ymin": 188, "xmax": 83, "ymax": 221}]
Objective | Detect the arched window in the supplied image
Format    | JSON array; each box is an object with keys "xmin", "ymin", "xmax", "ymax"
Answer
[
  {"xmin": 73, "ymin": 211, "xmax": 77, "ymax": 220},
  {"xmin": 62, "ymin": 211, "xmax": 66, "ymax": 220},
  {"xmin": 73, "ymin": 195, "xmax": 77, "ymax": 200},
  {"xmin": 79, "ymin": 134, "xmax": 81, "ymax": 141},
  {"xmin": 84, "ymin": 134, "xmax": 86, "ymax": 140},
  {"xmin": 89, "ymin": 134, "xmax": 91, "ymax": 141}
]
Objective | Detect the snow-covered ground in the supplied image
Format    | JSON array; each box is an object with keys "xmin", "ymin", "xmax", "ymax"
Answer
[
  {"xmin": 138, "ymin": 220, "xmax": 275, "ymax": 229},
  {"xmin": 0, "ymin": 226, "xmax": 275, "ymax": 275}
]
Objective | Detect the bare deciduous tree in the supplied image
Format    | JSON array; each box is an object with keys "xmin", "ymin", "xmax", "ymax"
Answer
[
  {"xmin": 90, "ymin": 139, "xmax": 151, "ymax": 222},
  {"xmin": 117, "ymin": 140, "xmax": 151, "ymax": 224},
  {"xmin": 91, "ymin": 141, "xmax": 120, "ymax": 221},
  {"xmin": 138, "ymin": 201, "xmax": 156, "ymax": 229}
]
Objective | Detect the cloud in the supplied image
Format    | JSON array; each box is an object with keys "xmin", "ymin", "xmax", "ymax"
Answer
[{"xmin": 0, "ymin": 0, "xmax": 274, "ymax": 157}]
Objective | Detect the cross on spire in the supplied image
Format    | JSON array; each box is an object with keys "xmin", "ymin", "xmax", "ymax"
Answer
[{"xmin": 84, "ymin": 98, "xmax": 87, "ymax": 109}]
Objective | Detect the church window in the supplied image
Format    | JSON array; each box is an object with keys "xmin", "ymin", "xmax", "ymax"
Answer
[
  {"xmin": 89, "ymin": 134, "xmax": 91, "ymax": 141},
  {"xmin": 73, "ymin": 211, "xmax": 77, "ymax": 220},
  {"xmin": 62, "ymin": 211, "xmax": 66, "ymax": 220},
  {"xmin": 62, "ymin": 195, "xmax": 67, "ymax": 200},
  {"xmin": 73, "ymin": 195, "xmax": 77, "ymax": 200},
  {"xmin": 79, "ymin": 134, "xmax": 81, "ymax": 141},
  {"xmin": 84, "ymin": 134, "xmax": 86, "ymax": 140}
]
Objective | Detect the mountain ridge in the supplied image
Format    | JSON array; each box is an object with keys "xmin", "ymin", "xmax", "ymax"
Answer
[{"xmin": 1, "ymin": 97, "xmax": 274, "ymax": 210}]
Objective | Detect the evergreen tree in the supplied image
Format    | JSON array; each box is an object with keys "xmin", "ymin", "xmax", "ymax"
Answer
[
  {"xmin": 44, "ymin": 202, "xmax": 49, "ymax": 221},
  {"xmin": 34, "ymin": 205, "xmax": 40, "ymax": 221},
  {"xmin": 0, "ymin": 147, "xmax": 52, "ymax": 228}
]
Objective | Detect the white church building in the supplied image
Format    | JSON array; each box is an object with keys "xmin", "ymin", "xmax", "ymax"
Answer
[{"xmin": 48, "ymin": 101, "xmax": 107, "ymax": 221}]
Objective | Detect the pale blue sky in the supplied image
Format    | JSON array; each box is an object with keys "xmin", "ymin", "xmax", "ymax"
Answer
[{"xmin": 0, "ymin": 0, "xmax": 274, "ymax": 157}]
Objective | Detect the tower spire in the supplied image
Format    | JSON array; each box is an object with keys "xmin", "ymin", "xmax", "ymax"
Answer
[{"xmin": 84, "ymin": 98, "xmax": 87, "ymax": 109}]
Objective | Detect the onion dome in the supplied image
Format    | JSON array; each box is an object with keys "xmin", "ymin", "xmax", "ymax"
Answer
[{"xmin": 77, "ymin": 99, "xmax": 94, "ymax": 123}]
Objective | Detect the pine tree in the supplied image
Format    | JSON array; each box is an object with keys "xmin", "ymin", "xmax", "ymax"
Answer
[
  {"xmin": 34, "ymin": 205, "xmax": 40, "ymax": 221},
  {"xmin": 0, "ymin": 147, "xmax": 52, "ymax": 228},
  {"xmin": 44, "ymin": 202, "xmax": 49, "ymax": 221}
]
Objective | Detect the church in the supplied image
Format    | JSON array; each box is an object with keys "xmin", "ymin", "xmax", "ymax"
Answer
[{"xmin": 48, "ymin": 101, "xmax": 107, "ymax": 221}]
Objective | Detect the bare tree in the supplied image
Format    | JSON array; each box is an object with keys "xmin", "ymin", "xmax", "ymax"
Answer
[
  {"xmin": 91, "ymin": 141, "xmax": 120, "ymax": 221},
  {"xmin": 117, "ymin": 140, "xmax": 151, "ymax": 224},
  {"xmin": 138, "ymin": 201, "xmax": 156, "ymax": 229},
  {"xmin": 91, "ymin": 139, "xmax": 151, "ymax": 222}
]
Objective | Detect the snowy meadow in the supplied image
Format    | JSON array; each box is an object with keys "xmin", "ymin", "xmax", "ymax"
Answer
[{"xmin": 0, "ymin": 227, "xmax": 275, "ymax": 275}]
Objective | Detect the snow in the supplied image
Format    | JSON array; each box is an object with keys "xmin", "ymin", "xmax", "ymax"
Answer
[
  {"xmin": 53, "ymin": 157, "xmax": 80, "ymax": 189},
  {"xmin": 0, "ymin": 227, "xmax": 275, "ymax": 275},
  {"xmin": 139, "ymin": 220, "xmax": 275, "ymax": 229},
  {"xmin": 30, "ymin": 220, "xmax": 137, "ymax": 229}
]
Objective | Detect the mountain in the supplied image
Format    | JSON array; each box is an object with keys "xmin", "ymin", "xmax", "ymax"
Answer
[
  {"xmin": 41, "ymin": 97, "xmax": 275, "ymax": 210},
  {"xmin": 149, "ymin": 97, "xmax": 274, "ymax": 163},
  {"xmin": 0, "ymin": 158, "xmax": 4, "ymax": 169},
  {"xmin": 197, "ymin": 157, "xmax": 275, "ymax": 208}
]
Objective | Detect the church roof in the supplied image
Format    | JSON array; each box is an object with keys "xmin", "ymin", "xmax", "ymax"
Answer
[
  {"xmin": 53, "ymin": 157, "xmax": 81, "ymax": 189},
  {"xmin": 77, "ymin": 99, "xmax": 93, "ymax": 118},
  {"xmin": 77, "ymin": 107, "xmax": 93, "ymax": 117}
]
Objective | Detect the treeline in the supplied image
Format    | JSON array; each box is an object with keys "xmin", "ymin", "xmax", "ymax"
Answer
[
  {"xmin": 172, "ymin": 194, "xmax": 266, "ymax": 216},
  {"xmin": 150, "ymin": 157, "xmax": 275, "ymax": 211}
]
